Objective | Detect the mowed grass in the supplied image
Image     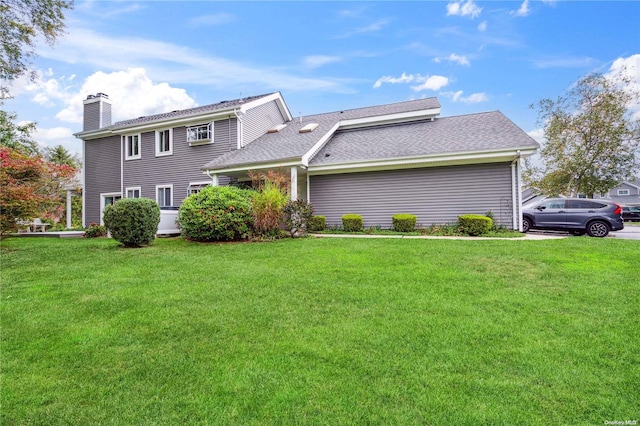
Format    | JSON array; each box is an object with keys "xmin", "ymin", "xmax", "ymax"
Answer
[{"xmin": 1, "ymin": 236, "xmax": 638, "ymax": 425}]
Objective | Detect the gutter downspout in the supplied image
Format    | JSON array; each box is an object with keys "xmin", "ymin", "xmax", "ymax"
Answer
[
  {"xmin": 234, "ymin": 109, "xmax": 244, "ymax": 149},
  {"xmin": 511, "ymin": 150, "xmax": 521, "ymax": 231},
  {"xmin": 206, "ymin": 170, "xmax": 219, "ymax": 186}
]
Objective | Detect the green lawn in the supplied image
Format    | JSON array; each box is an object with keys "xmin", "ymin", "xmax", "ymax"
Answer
[{"xmin": 1, "ymin": 236, "xmax": 638, "ymax": 425}]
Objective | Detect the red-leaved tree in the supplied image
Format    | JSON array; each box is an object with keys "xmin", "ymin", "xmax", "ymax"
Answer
[{"xmin": 0, "ymin": 146, "xmax": 76, "ymax": 236}]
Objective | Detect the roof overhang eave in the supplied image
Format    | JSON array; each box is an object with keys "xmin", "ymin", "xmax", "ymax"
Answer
[
  {"xmin": 201, "ymin": 158, "xmax": 304, "ymax": 175},
  {"xmin": 307, "ymin": 147, "xmax": 538, "ymax": 175}
]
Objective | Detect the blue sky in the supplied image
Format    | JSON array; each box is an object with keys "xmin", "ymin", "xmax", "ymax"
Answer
[{"xmin": 5, "ymin": 0, "xmax": 640, "ymax": 156}]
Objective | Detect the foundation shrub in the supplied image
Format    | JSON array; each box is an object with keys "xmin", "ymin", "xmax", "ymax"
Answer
[
  {"xmin": 342, "ymin": 214, "xmax": 363, "ymax": 232},
  {"xmin": 84, "ymin": 223, "xmax": 107, "ymax": 238},
  {"xmin": 250, "ymin": 171, "xmax": 289, "ymax": 238},
  {"xmin": 308, "ymin": 215, "xmax": 326, "ymax": 232},
  {"xmin": 177, "ymin": 186, "xmax": 254, "ymax": 242},
  {"xmin": 283, "ymin": 199, "xmax": 314, "ymax": 237},
  {"xmin": 458, "ymin": 214, "xmax": 493, "ymax": 236},
  {"xmin": 103, "ymin": 198, "xmax": 160, "ymax": 247},
  {"xmin": 392, "ymin": 214, "xmax": 417, "ymax": 232}
]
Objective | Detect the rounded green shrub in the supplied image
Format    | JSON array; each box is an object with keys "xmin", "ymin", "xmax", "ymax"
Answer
[
  {"xmin": 458, "ymin": 214, "xmax": 493, "ymax": 236},
  {"xmin": 103, "ymin": 198, "xmax": 160, "ymax": 247},
  {"xmin": 392, "ymin": 214, "xmax": 417, "ymax": 232},
  {"xmin": 84, "ymin": 223, "xmax": 107, "ymax": 238},
  {"xmin": 342, "ymin": 214, "xmax": 363, "ymax": 232},
  {"xmin": 308, "ymin": 215, "xmax": 326, "ymax": 232},
  {"xmin": 177, "ymin": 186, "xmax": 254, "ymax": 241}
]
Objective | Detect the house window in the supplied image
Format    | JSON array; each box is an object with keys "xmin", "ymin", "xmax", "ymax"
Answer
[
  {"xmin": 126, "ymin": 187, "xmax": 141, "ymax": 198},
  {"xmin": 187, "ymin": 123, "xmax": 212, "ymax": 146},
  {"xmin": 188, "ymin": 182, "xmax": 210, "ymax": 196},
  {"xmin": 100, "ymin": 192, "xmax": 122, "ymax": 225},
  {"xmin": 156, "ymin": 129, "xmax": 173, "ymax": 156},
  {"xmin": 124, "ymin": 134, "xmax": 141, "ymax": 160},
  {"xmin": 156, "ymin": 184, "xmax": 173, "ymax": 208},
  {"xmin": 618, "ymin": 189, "xmax": 630, "ymax": 196}
]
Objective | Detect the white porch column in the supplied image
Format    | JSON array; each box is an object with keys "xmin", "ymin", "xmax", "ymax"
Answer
[
  {"xmin": 66, "ymin": 190, "xmax": 72, "ymax": 229},
  {"xmin": 210, "ymin": 173, "xmax": 219, "ymax": 186},
  {"xmin": 290, "ymin": 167, "xmax": 298, "ymax": 200}
]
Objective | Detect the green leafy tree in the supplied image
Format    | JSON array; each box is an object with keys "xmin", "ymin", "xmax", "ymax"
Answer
[
  {"xmin": 0, "ymin": 109, "xmax": 39, "ymax": 154},
  {"xmin": 528, "ymin": 71, "xmax": 640, "ymax": 197},
  {"xmin": 1, "ymin": 0, "xmax": 73, "ymax": 97},
  {"xmin": 44, "ymin": 144, "xmax": 80, "ymax": 168}
]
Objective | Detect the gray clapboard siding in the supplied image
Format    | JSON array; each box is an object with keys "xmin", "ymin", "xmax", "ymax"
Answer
[
  {"xmin": 84, "ymin": 135, "xmax": 121, "ymax": 224},
  {"xmin": 309, "ymin": 163, "xmax": 515, "ymax": 228},
  {"xmin": 123, "ymin": 118, "xmax": 236, "ymax": 205},
  {"xmin": 242, "ymin": 100, "xmax": 287, "ymax": 146}
]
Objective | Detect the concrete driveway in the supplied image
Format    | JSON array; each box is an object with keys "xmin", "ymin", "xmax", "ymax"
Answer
[{"xmin": 611, "ymin": 225, "xmax": 640, "ymax": 240}]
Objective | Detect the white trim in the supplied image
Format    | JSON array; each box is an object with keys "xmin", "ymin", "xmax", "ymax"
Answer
[
  {"xmin": 240, "ymin": 92, "xmax": 293, "ymax": 121},
  {"xmin": 338, "ymin": 108, "xmax": 440, "ymax": 130},
  {"xmin": 82, "ymin": 139, "xmax": 86, "ymax": 227},
  {"xmin": 187, "ymin": 181, "xmax": 212, "ymax": 196},
  {"xmin": 301, "ymin": 122, "xmax": 340, "ymax": 166},
  {"xmin": 511, "ymin": 161, "xmax": 518, "ymax": 231},
  {"xmin": 617, "ymin": 189, "xmax": 630, "ymax": 196},
  {"xmin": 517, "ymin": 158, "xmax": 524, "ymax": 232},
  {"xmin": 308, "ymin": 148, "xmax": 538, "ymax": 176},
  {"xmin": 123, "ymin": 134, "xmax": 141, "ymax": 160},
  {"xmin": 156, "ymin": 184, "xmax": 174, "ymax": 207},
  {"xmin": 155, "ymin": 128, "xmax": 173, "ymax": 157},
  {"xmin": 290, "ymin": 167, "xmax": 298, "ymax": 200},
  {"xmin": 125, "ymin": 186, "xmax": 142, "ymax": 198},
  {"xmin": 204, "ymin": 160, "xmax": 301, "ymax": 175},
  {"xmin": 99, "ymin": 192, "xmax": 122, "ymax": 225}
]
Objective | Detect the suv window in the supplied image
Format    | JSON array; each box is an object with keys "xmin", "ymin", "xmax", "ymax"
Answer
[
  {"xmin": 539, "ymin": 200, "xmax": 566, "ymax": 209},
  {"xmin": 567, "ymin": 200, "xmax": 607, "ymax": 209}
]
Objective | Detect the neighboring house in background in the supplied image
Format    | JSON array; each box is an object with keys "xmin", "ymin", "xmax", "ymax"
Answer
[
  {"xmin": 595, "ymin": 179, "xmax": 640, "ymax": 206},
  {"xmin": 75, "ymin": 92, "xmax": 539, "ymax": 232}
]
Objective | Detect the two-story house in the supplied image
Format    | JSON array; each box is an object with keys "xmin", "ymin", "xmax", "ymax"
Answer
[
  {"xmin": 75, "ymin": 92, "xmax": 539, "ymax": 232},
  {"xmin": 596, "ymin": 179, "xmax": 640, "ymax": 206}
]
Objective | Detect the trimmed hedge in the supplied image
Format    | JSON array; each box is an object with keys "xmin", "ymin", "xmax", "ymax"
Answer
[
  {"xmin": 84, "ymin": 223, "xmax": 107, "ymax": 238},
  {"xmin": 177, "ymin": 186, "xmax": 254, "ymax": 241},
  {"xmin": 103, "ymin": 198, "xmax": 160, "ymax": 247},
  {"xmin": 392, "ymin": 214, "xmax": 417, "ymax": 232},
  {"xmin": 458, "ymin": 214, "xmax": 493, "ymax": 236},
  {"xmin": 308, "ymin": 215, "xmax": 326, "ymax": 232},
  {"xmin": 342, "ymin": 214, "xmax": 363, "ymax": 232}
]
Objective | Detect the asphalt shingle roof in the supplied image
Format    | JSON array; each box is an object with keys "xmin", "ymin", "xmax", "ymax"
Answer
[
  {"xmin": 310, "ymin": 111, "xmax": 539, "ymax": 166},
  {"xmin": 111, "ymin": 93, "xmax": 274, "ymax": 129},
  {"xmin": 201, "ymin": 97, "xmax": 442, "ymax": 170}
]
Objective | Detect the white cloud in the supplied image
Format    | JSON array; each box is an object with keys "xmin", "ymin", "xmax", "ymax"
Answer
[
  {"xmin": 32, "ymin": 126, "xmax": 81, "ymax": 155},
  {"xmin": 373, "ymin": 73, "xmax": 449, "ymax": 91},
  {"xmin": 527, "ymin": 128, "xmax": 546, "ymax": 144},
  {"xmin": 446, "ymin": 0, "xmax": 482, "ymax": 19},
  {"xmin": 434, "ymin": 53, "xmax": 471, "ymax": 66},
  {"xmin": 189, "ymin": 13, "xmax": 235, "ymax": 27},
  {"xmin": 338, "ymin": 18, "xmax": 393, "ymax": 38},
  {"xmin": 36, "ymin": 27, "xmax": 345, "ymax": 93},
  {"xmin": 412, "ymin": 75, "xmax": 450, "ymax": 92},
  {"xmin": 303, "ymin": 55, "xmax": 342, "ymax": 69},
  {"xmin": 512, "ymin": 0, "xmax": 531, "ymax": 17},
  {"xmin": 478, "ymin": 21, "xmax": 487, "ymax": 32},
  {"xmin": 444, "ymin": 90, "xmax": 489, "ymax": 103},
  {"xmin": 606, "ymin": 54, "xmax": 640, "ymax": 120},
  {"xmin": 55, "ymin": 68, "xmax": 197, "ymax": 124},
  {"xmin": 373, "ymin": 72, "xmax": 415, "ymax": 88}
]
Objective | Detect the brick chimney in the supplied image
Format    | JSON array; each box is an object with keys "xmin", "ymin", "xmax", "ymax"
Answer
[{"xmin": 82, "ymin": 93, "xmax": 112, "ymax": 131}]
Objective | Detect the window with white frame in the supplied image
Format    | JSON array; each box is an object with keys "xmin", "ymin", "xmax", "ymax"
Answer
[
  {"xmin": 156, "ymin": 129, "xmax": 173, "ymax": 156},
  {"xmin": 186, "ymin": 123, "xmax": 212, "ymax": 145},
  {"xmin": 100, "ymin": 192, "xmax": 122, "ymax": 225},
  {"xmin": 156, "ymin": 184, "xmax": 173, "ymax": 207},
  {"xmin": 124, "ymin": 134, "xmax": 141, "ymax": 160},
  {"xmin": 618, "ymin": 189, "xmax": 630, "ymax": 196},
  {"xmin": 187, "ymin": 182, "xmax": 210, "ymax": 196},
  {"xmin": 126, "ymin": 187, "xmax": 141, "ymax": 198}
]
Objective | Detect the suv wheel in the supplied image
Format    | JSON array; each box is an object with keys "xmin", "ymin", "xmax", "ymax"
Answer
[
  {"xmin": 522, "ymin": 217, "xmax": 531, "ymax": 233},
  {"xmin": 586, "ymin": 220, "xmax": 610, "ymax": 238}
]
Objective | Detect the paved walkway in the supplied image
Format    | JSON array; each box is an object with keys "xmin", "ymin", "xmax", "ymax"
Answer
[{"xmin": 311, "ymin": 232, "xmax": 566, "ymax": 241}]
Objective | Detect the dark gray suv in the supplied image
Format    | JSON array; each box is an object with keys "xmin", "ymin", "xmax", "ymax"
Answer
[{"xmin": 522, "ymin": 198, "xmax": 624, "ymax": 237}]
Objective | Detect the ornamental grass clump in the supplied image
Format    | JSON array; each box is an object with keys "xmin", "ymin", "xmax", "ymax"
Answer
[
  {"xmin": 342, "ymin": 214, "xmax": 363, "ymax": 232},
  {"xmin": 250, "ymin": 170, "xmax": 289, "ymax": 238},
  {"xmin": 103, "ymin": 198, "xmax": 160, "ymax": 247},
  {"xmin": 458, "ymin": 214, "xmax": 493, "ymax": 236},
  {"xmin": 392, "ymin": 214, "xmax": 417, "ymax": 232},
  {"xmin": 177, "ymin": 186, "xmax": 254, "ymax": 242}
]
